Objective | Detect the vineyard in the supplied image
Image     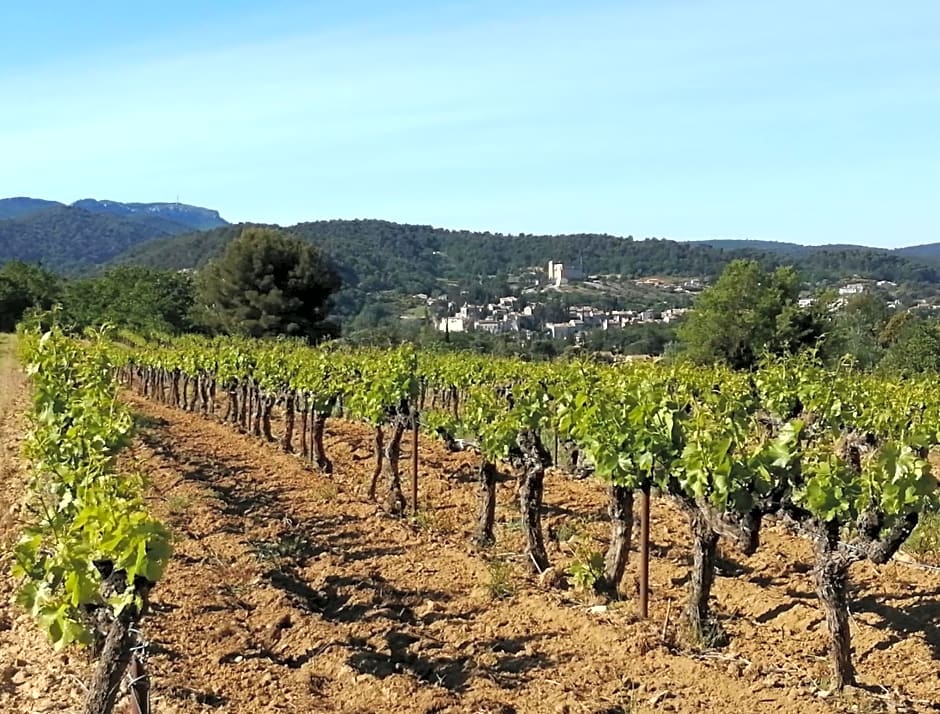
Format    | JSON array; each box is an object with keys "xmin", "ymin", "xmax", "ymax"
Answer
[{"xmin": 2, "ymin": 329, "xmax": 940, "ymax": 712}]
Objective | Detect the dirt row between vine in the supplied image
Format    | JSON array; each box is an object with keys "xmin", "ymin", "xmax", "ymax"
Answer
[
  {"xmin": 1, "ymin": 364, "xmax": 939, "ymax": 712},
  {"xmin": 115, "ymin": 394, "xmax": 940, "ymax": 713}
]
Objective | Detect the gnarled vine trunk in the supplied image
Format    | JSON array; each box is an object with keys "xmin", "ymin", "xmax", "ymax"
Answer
[
  {"xmin": 685, "ymin": 507, "xmax": 720, "ymax": 642},
  {"xmin": 84, "ymin": 564, "xmax": 150, "ymax": 714},
  {"xmin": 171, "ymin": 371, "xmax": 181, "ymax": 408},
  {"xmin": 282, "ymin": 393, "xmax": 295, "ymax": 452},
  {"xmin": 368, "ymin": 427, "xmax": 384, "ymax": 499},
  {"xmin": 600, "ymin": 485, "xmax": 634, "ymax": 596},
  {"xmin": 515, "ymin": 430, "xmax": 551, "ymax": 573},
  {"xmin": 225, "ymin": 387, "xmax": 236, "ymax": 423},
  {"xmin": 252, "ymin": 390, "xmax": 264, "ymax": 438},
  {"xmin": 436, "ymin": 426, "xmax": 461, "ymax": 453},
  {"xmin": 311, "ymin": 411, "xmax": 332, "ymax": 473},
  {"xmin": 238, "ymin": 383, "xmax": 249, "ymax": 430},
  {"xmin": 812, "ymin": 521, "xmax": 855, "ymax": 690},
  {"xmin": 208, "ymin": 377, "xmax": 217, "ymax": 415},
  {"xmin": 475, "ymin": 460, "xmax": 498, "ymax": 546},
  {"xmin": 200, "ymin": 375, "xmax": 211, "ymax": 414},
  {"xmin": 187, "ymin": 376, "xmax": 199, "ymax": 411},
  {"xmin": 299, "ymin": 402, "xmax": 309, "ymax": 458},
  {"xmin": 261, "ymin": 395, "xmax": 274, "ymax": 441},
  {"xmin": 382, "ymin": 416, "xmax": 407, "ymax": 515},
  {"xmin": 83, "ymin": 606, "xmax": 139, "ymax": 714},
  {"xmin": 680, "ymin": 500, "xmax": 759, "ymax": 643}
]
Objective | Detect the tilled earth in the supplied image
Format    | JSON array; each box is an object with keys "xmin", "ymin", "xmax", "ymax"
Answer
[{"xmin": 1, "ymin": 365, "xmax": 939, "ymax": 713}]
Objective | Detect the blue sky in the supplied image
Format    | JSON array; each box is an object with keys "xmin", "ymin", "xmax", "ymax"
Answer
[{"xmin": 1, "ymin": 1, "xmax": 938, "ymax": 247}]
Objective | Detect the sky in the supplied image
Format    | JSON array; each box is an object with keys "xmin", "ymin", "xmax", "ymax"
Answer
[{"xmin": 1, "ymin": 0, "xmax": 938, "ymax": 247}]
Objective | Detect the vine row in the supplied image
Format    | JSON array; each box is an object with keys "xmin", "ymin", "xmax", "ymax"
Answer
[{"xmin": 107, "ymin": 333, "xmax": 939, "ymax": 691}]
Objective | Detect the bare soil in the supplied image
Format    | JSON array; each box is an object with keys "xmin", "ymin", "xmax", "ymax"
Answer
[{"xmin": 1, "ymin": 355, "xmax": 939, "ymax": 713}]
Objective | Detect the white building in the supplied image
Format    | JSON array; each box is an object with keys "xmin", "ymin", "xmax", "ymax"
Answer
[
  {"xmin": 546, "ymin": 322, "xmax": 575, "ymax": 339},
  {"xmin": 662, "ymin": 308, "xmax": 688, "ymax": 323},
  {"xmin": 546, "ymin": 261, "xmax": 584, "ymax": 287},
  {"xmin": 438, "ymin": 317, "xmax": 470, "ymax": 333},
  {"xmin": 457, "ymin": 304, "xmax": 482, "ymax": 320},
  {"xmin": 476, "ymin": 320, "xmax": 503, "ymax": 335},
  {"xmin": 839, "ymin": 283, "xmax": 867, "ymax": 296}
]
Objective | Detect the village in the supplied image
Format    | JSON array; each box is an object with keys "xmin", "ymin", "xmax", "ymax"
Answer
[
  {"xmin": 427, "ymin": 260, "xmax": 696, "ymax": 342},
  {"xmin": 416, "ymin": 262, "xmax": 934, "ymax": 344}
]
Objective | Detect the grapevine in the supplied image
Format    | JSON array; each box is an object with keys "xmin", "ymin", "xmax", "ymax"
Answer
[
  {"xmin": 97, "ymin": 332, "xmax": 940, "ymax": 690},
  {"xmin": 14, "ymin": 327, "xmax": 170, "ymax": 714}
]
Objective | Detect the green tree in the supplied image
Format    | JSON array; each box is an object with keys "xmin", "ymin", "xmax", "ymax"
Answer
[
  {"xmin": 0, "ymin": 261, "xmax": 61, "ymax": 331},
  {"xmin": 63, "ymin": 266, "xmax": 195, "ymax": 334},
  {"xmin": 678, "ymin": 260, "xmax": 821, "ymax": 369},
  {"xmin": 879, "ymin": 317, "xmax": 940, "ymax": 375},
  {"xmin": 879, "ymin": 310, "xmax": 916, "ymax": 347},
  {"xmin": 346, "ymin": 299, "xmax": 400, "ymax": 333},
  {"xmin": 194, "ymin": 227, "xmax": 340, "ymax": 340},
  {"xmin": 824, "ymin": 293, "xmax": 889, "ymax": 369}
]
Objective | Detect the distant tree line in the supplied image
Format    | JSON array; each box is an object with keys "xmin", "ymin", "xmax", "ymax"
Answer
[
  {"xmin": 6, "ymin": 226, "xmax": 940, "ymax": 375},
  {"xmin": 677, "ymin": 259, "xmax": 940, "ymax": 375},
  {"xmin": 117, "ymin": 219, "xmax": 940, "ymax": 324},
  {"xmin": 2, "ymin": 227, "xmax": 340, "ymax": 343}
]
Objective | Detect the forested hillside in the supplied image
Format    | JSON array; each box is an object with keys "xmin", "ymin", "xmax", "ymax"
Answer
[
  {"xmin": 118, "ymin": 218, "xmax": 940, "ymax": 293},
  {"xmin": 3, "ymin": 202, "xmax": 940, "ymax": 304},
  {"xmin": 0, "ymin": 207, "xmax": 189, "ymax": 273},
  {"xmin": 897, "ymin": 243, "xmax": 940, "ymax": 260},
  {"xmin": 697, "ymin": 239, "xmax": 900, "ymax": 256}
]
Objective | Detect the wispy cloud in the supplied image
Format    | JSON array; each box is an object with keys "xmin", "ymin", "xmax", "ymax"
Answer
[{"xmin": 1, "ymin": 0, "xmax": 938, "ymax": 244}]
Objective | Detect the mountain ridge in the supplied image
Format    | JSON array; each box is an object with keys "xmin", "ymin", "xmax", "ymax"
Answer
[
  {"xmin": 0, "ymin": 198, "xmax": 227, "ymax": 273},
  {"xmin": 70, "ymin": 198, "xmax": 227, "ymax": 231},
  {"xmin": 0, "ymin": 196, "xmax": 227, "ymax": 230},
  {"xmin": 0, "ymin": 197, "xmax": 64, "ymax": 220}
]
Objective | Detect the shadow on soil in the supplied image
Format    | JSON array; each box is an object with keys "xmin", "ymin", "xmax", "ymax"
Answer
[
  {"xmin": 346, "ymin": 631, "xmax": 559, "ymax": 693},
  {"xmin": 135, "ymin": 412, "xmax": 572, "ymax": 694},
  {"xmin": 750, "ymin": 582, "xmax": 940, "ymax": 660},
  {"xmin": 856, "ymin": 589, "xmax": 940, "ymax": 658}
]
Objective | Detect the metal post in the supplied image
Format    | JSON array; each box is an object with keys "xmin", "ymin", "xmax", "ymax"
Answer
[
  {"xmin": 639, "ymin": 482, "xmax": 651, "ymax": 619},
  {"xmin": 412, "ymin": 410, "xmax": 420, "ymax": 515}
]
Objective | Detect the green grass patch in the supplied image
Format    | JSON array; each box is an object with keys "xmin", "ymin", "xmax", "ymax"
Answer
[
  {"xmin": 904, "ymin": 513, "xmax": 940, "ymax": 562},
  {"xmin": 485, "ymin": 558, "xmax": 515, "ymax": 600}
]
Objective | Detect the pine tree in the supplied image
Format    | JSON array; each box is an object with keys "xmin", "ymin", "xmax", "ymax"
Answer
[{"xmin": 195, "ymin": 227, "xmax": 340, "ymax": 340}]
